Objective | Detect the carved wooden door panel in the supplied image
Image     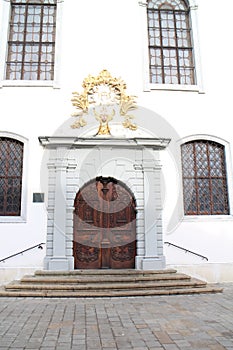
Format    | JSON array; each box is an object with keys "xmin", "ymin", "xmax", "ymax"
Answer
[{"xmin": 73, "ymin": 177, "xmax": 136, "ymax": 269}]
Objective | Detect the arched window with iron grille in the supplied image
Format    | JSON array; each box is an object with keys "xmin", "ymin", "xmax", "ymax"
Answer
[
  {"xmin": 181, "ymin": 140, "xmax": 229, "ymax": 215},
  {"xmin": 147, "ymin": 0, "xmax": 195, "ymax": 85},
  {"xmin": 0, "ymin": 137, "xmax": 24, "ymax": 216}
]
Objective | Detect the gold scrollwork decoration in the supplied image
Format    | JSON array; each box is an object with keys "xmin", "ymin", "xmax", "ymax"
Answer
[{"xmin": 70, "ymin": 69, "xmax": 138, "ymax": 133}]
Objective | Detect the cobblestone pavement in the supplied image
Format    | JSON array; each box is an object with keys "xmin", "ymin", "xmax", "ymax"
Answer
[{"xmin": 0, "ymin": 284, "xmax": 233, "ymax": 350}]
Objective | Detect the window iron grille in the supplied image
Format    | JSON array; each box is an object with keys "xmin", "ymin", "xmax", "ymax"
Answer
[
  {"xmin": 147, "ymin": 0, "xmax": 195, "ymax": 85},
  {"xmin": 181, "ymin": 140, "xmax": 229, "ymax": 215},
  {"xmin": 6, "ymin": 0, "xmax": 57, "ymax": 80},
  {"xmin": 0, "ymin": 138, "xmax": 24, "ymax": 216}
]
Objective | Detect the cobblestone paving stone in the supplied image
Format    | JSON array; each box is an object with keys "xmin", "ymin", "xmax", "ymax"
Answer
[{"xmin": 0, "ymin": 284, "xmax": 233, "ymax": 349}]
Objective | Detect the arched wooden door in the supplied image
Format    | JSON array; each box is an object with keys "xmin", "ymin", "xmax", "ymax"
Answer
[{"xmin": 73, "ymin": 177, "xmax": 136, "ymax": 269}]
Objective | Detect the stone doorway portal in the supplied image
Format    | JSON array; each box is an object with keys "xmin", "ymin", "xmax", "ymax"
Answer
[
  {"xmin": 40, "ymin": 136, "xmax": 170, "ymax": 271},
  {"xmin": 73, "ymin": 177, "xmax": 136, "ymax": 269}
]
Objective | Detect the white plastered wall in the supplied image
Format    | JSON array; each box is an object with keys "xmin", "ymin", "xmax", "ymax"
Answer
[{"xmin": 1, "ymin": 0, "xmax": 233, "ymax": 283}]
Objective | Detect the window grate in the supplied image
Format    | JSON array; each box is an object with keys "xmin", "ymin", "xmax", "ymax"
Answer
[
  {"xmin": 181, "ymin": 140, "xmax": 229, "ymax": 215},
  {"xmin": 6, "ymin": 0, "xmax": 57, "ymax": 80},
  {"xmin": 147, "ymin": 0, "xmax": 195, "ymax": 85},
  {"xmin": 0, "ymin": 138, "xmax": 24, "ymax": 216}
]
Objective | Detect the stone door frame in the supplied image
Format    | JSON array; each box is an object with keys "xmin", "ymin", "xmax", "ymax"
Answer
[{"xmin": 39, "ymin": 136, "xmax": 170, "ymax": 271}]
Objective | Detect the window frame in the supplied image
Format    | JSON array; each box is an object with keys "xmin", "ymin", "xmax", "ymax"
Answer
[
  {"xmin": 6, "ymin": 0, "xmax": 57, "ymax": 81},
  {"xmin": 148, "ymin": 1, "xmax": 195, "ymax": 86},
  {"xmin": 178, "ymin": 135, "xmax": 233, "ymax": 220},
  {"xmin": 139, "ymin": 0, "xmax": 204, "ymax": 93},
  {"xmin": 0, "ymin": 132, "xmax": 28, "ymax": 223},
  {"xmin": 0, "ymin": 0, "xmax": 63, "ymax": 88}
]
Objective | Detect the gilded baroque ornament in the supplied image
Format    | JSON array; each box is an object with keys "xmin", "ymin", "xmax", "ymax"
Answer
[{"xmin": 71, "ymin": 69, "xmax": 138, "ymax": 135}]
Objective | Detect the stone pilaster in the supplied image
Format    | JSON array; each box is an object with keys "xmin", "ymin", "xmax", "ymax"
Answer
[
  {"xmin": 141, "ymin": 150, "xmax": 166, "ymax": 270},
  {"xmin": 44, "ymin": 147, "xmax": 77, "ymax": 271}
]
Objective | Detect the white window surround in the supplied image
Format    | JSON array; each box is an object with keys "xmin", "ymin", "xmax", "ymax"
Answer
[
  {"xmin": 177, "ymin": 134, "xmax": 233, "ymax": 221},
  {"xmin": 0, "ymin": 131, "xmax": 28, "ymax": 223},
  {"xmin": 138, "ymin": 0, "xmax": 204, "ymax": 93},
  {"xmin": 0, "ymin": 0, "xmax": 64, "ymax": 89}
]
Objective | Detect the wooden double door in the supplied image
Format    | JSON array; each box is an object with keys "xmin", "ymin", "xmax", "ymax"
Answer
[{"xmin": 73, "ymin": 177, "xmax": 136, "ymax": 269}]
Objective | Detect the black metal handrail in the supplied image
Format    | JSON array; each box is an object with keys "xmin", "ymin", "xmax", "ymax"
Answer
[
  {"xmin": 0, "ymin": 243, "xmax": 45, "ymax": 263},
  {"xmin": 164, "ymin": 241, "xmax": 208, "ymax": 261}
]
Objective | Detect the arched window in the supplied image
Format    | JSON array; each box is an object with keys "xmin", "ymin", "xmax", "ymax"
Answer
[
  {"xmin": 6, "ymin": 0, "xmax": 57, "ymax": 80},
  {"xmin": 0, "ymin": 137, "xmax": 24, "ymax": 216},
  {"xmin": 147, "ymin": 0, "xmax": 195, "ymax": 85},
  {"xmin": 181, "ymin": 140, "xmax": 229, "ymax": 215}
]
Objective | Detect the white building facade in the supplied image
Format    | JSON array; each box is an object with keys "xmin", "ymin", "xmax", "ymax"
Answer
[{"xmin": 0, "ymin": 0, "xmax": 233, "ymax": 284}]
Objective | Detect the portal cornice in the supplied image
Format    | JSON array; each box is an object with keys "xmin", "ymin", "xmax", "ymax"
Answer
[{"xmin": 39, "ymin": 136, "xmax": 170, "ymax": 150}]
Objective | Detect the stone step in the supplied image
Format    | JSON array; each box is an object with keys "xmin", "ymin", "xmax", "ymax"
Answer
[
  {"xmin": 20, "ymin": 273, "xmax": 191, "ymax": 284},
  {"xmin": 34, "ymin": 268, "xmax": 178, "ymax": 276},
  {"xmin": 0, "ymin": 286, "xmax": 223, "ymax": 298},
  {"xmin": 5, "ymin": 279, "xmax": 207, "ymax": 291},
  {"xmin": 0, "ymin": 269, "xmax": 223, "ymax": 297}
]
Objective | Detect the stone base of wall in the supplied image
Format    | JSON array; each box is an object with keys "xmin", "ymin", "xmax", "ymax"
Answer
[
  {"xmin": 168, "ymin": 263, "xmax": 233, "ymax": 283},
  {"xmin": 0, "ymin": 267, "xmax": 42, "ymax": 285}
]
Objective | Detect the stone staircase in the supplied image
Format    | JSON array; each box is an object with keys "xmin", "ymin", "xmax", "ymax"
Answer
[{"xmin": 0, "ymin": 269, "xmax": 222, "ymax": 297}]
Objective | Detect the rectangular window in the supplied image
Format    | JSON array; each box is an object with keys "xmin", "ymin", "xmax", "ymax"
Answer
[{"xmin": 6, "ymin": 0, "xmax": 57, "ymax": 80}]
